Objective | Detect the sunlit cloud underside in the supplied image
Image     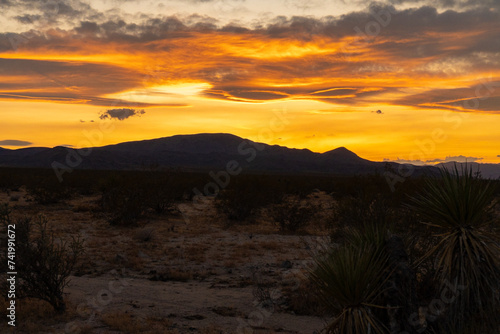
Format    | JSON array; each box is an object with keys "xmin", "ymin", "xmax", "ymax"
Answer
[{"xmin": 0, "ymin": 0, "xmax": 499, "ymax": 163}]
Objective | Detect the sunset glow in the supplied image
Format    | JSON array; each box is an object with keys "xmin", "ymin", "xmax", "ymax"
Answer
[{"xmin": 1, "ymin": 0, "xmax": 499, "ymax": 164}]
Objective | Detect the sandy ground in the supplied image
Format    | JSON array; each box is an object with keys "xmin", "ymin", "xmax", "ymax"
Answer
[{"xmin": 0, "ymin": 188, "xmax": 332, "ymax": 334}]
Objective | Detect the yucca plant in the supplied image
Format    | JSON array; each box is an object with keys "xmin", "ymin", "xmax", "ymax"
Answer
[
  {"xmin": 310, "ymin": 235, "xmax": 391, "ymax": 334},
  {"xmin": 406, "ymin": 164, "xmax": 500, "ymax": 331}
]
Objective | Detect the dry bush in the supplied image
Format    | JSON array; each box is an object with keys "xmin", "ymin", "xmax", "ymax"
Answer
[
  {"xmin": 268, "ymin": 195, "xmax": 318, "ymax": 233},
  {"xmin": 100, "ymin": 187, "xmax": 146, "ymax": 226},
  {"xmin": 26, "ymin": 178, "xmax": 71, "ymax": 205},
  {"xmin": 0, "ymin": 204, "xmax": 84, "ymax": 313},
  {"xmin": 281, "ymin": 277, "xmax": 326, "ymax": 316}
]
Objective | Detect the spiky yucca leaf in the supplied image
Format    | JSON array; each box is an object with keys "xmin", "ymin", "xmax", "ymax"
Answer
[
  {"xmin": 310, "ymin": 244, "xmax": 390, "ymax": 334},
  {"xmin": 406, "ymin": 164, "xmax": 500, "ymax": 331},
  {"xmin": 406, "ymin": 164, "xmax": 496, "ymax": 229}
]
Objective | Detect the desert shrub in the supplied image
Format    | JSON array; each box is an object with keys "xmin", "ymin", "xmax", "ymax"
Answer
[
  {"xmin": 310, "ymin": 241, "xmax": 391, "ymax": 334},
  {"xmin": 97, "ymin": 172, "xmax": 189, "ymax": 225},
  {"xmin": 329, "ymin": 194, "xmax": 396, "ymax": 245},
  {"xmin": 281, "ymin": 277, "xmax": 326, "ymax": 316},
  {"xmin": 215, "ymin": 177, "xmax": 280, "ymax": 223},
  {"xmin": 142, "ymin": 175, "xmax": 184, "ymax": 215},
  {"xmin": 146, "ymin": 185, "xmax": 176, "ymax": 215},
  {"xmin": 0, "ymin": 204, "xmax": 84, "ymax": 312},
  {"xmin": 215, "ymin": 188, "xmax": 256, "ymax": 222},
  {"xmin": 98, "ymin": 183, "xmax": 146, "ymax": 226},
  {"xmin": 215, "ymin": 186, "xmax": 267, "ymax": 222},
  {"xmin": 268, "ymin": 194, "xmax": 318, "ymax": 233},
  {"xmin": 309, "ymin": 216, "xmax": 422, "ymax": 333},
  {"xmin": 406, "ymin": 165, "xmax": 500, "ymax": 332},
  {"xmin": 26, "ymin": 178, "xmax": 70, "ymax": 204},
  {"xmin": 0, "ymin": 168, "xmax": 23, "ymax": 192}
]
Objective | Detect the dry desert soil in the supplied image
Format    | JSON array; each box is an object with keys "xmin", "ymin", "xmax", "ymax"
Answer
[{"xmin": 0, "ymin": 188, "xmax": 333, "ymax": 334}]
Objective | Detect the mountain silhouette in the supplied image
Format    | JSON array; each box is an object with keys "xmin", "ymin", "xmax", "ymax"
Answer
[{"xmin": 0, "ymin": 133, "xmax": 438, "ymax": 175}]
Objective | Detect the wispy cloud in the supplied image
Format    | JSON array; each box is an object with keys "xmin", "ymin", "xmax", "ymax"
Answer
[
  {"xmin": 385, "ymin": 155, "xmax": 485, "ymax": 165},
  {"xmin": 0, "ymin": 4, "xmax": 498, "ymax": 109},
  {"xmin": 0, "ymin": 0, "xmax": 499, "ymax": 161},
  {"xmin": 0, "ymin": 139, "xmax": 32, "ymax": 146},
  {"xmin": 427, "ymin": 155, "xmax": 483, "ymax": 163}
]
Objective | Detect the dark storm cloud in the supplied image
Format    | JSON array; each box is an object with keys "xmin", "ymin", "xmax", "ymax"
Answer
[
  {"xmin": 0, "ymin": 139, "xmax": 32, "ymax": 146},
  {"xmin": 99, "ymin": 108, "xmax": 145, "ymax": 120}
]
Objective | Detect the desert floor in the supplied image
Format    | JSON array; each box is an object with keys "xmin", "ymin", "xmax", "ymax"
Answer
[{"xmin": 0, "ymin": 188, "xmax": 332, "ymax": 334}]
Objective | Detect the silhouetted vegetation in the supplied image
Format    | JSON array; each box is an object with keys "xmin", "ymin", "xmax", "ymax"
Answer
[
  {"xmin": 309, "ymin": 165, "xmax": 500, "ymax": 334},
  {"xmin": 268, "ymin": 194, "xmax": 318, "ymax": 233},
  {"xmin": 0, "ymin": 204, "xmax": 84, "ymax": 312},
  {"xmin": 0, "ymin": 166, "xmax": 499, "ymax": 332}
]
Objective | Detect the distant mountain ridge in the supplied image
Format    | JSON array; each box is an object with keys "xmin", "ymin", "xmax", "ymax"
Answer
[
  {"xmin": 0, "ymin": 133, "xmax": 442, "ymax": 176},
  {"xmin": 438, "ymin": 161, "xmax": 500, "ymax": 179}
]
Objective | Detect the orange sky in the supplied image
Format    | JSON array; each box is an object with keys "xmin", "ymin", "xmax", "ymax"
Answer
[{"xmin": 0, "ymin": 1, "xmax": 499, "ymax": 164}]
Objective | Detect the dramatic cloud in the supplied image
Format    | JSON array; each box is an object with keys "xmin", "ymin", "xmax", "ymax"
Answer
[
  {"xmin": 1, "ymin": 1, "xmax": 499, "ymax": 162},
  {"xmin": 0, "ymin": 139, "xmax": 32, "ymax": 146},
  {"xmin": 0, "ymin": 58, "xmax": 187, "ymax": 107},
  {"xmin": 0, "ymin": 4, "xmax": 498, "ymax": 109},
  {"xmin": 395, "ymin": 80, "xmax": 500, "ymax": 113},
  {"xmin": 99, "ymin": 108, "xmax": 145, "ymax": 120}
]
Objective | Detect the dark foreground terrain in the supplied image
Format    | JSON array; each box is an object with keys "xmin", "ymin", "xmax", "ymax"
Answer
[{"xmin": 0, "ymin": 167, "xmax": 499, "ymax": 333}]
